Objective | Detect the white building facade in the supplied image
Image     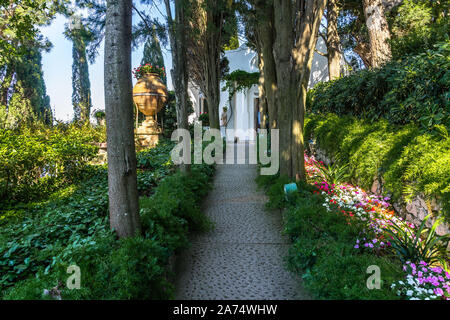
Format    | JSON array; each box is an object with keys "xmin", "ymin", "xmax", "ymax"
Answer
[{"xmin": 188, "ymin": 38, "xmax": 331, "ymax": 142}]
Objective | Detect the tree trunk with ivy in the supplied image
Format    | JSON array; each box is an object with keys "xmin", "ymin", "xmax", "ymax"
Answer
[
  {"xmin": 362, "ymin": 0, "xmax": 392, "ymax": 68},
  {"xmin": 273, "ymin": 0, "xmax": 326, "ymax": 180},
  {"xmin": 104, "ymin": 0, "xmax": 141, "ymax": 238}
]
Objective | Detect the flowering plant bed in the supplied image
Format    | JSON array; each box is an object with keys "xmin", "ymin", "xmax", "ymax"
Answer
[
  {"xmin": 304, "ymin": 153, "xmax": 450, "ymax": 300},
  {"xmin": 132, "ymin": 63, "xmax": 166, "ymax": 80}
]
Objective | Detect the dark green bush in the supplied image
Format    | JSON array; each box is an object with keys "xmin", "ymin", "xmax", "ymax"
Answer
[
  {"xmin": 259, "ymin": 177, "xmax": 403, "ymax": 299},
  {"xmin": 307, "ymin": 42, "xmax": 450, "ymax": 132}
]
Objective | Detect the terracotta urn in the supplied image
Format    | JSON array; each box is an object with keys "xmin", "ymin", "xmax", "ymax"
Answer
[{"xmin": 132, "ymin": 73, "xmax": 168, "ymax": 128}]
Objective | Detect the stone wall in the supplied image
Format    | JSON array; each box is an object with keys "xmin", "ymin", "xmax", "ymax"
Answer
[{"xmin": 308, "ymin": 139, "xmax": 450, "ymax": 236}]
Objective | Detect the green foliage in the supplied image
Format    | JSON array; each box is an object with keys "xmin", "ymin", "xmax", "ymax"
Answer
[
  {"xmin": 222, "ymin": 70, "xmax": 260, "ymax": 96},
  {"xmin": 307, "ymin": 42, "xmax": 450, "ymax": 132},
  {"xmin": 316, "ymin": 161, "xmax": 349, "ymax": 186},
  {"xmin": 388, "ymin": 0, "xmax": 449, "ymax": 59},
  {"xmin": 136, "ymin": 140, "xmax": 174, "ymax": 170},
  {"xmin": 384, "ymin": 214, "xmax": 450, "ymax": 265},
  {"xmin": 0, "ymin": 0, "xmax": 63, "ymax": 65},
  {"xmin": 305, "ymin": 113, "xmax": 450, "ymax": 222},
  {"xmin": 1, "ymin": 138, "xmax": 215, "ymax": 299},
  {"xmin": 0, "ymin": 123, "xmax": 104, "ymax": 202},
  {"xmin": 258, "ymin": 176, "xmax": 403, "ymax": 299},
  {"xmin": 198, "ymin": 112, "xmax": 210, "ymax": 126}
]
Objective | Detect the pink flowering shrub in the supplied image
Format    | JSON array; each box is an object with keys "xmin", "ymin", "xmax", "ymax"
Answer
[
  {"xmin": 391, "ymin": 261, "xmax": 450, "ymax": 300},
  {"xmin": 304, "ymin": 152, "xmax": 449, "ymax": 300}
]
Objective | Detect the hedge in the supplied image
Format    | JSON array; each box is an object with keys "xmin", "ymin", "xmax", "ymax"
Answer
[{"xmin": 307, "ymin": 42, "xmax": 450, "ymax": 132}]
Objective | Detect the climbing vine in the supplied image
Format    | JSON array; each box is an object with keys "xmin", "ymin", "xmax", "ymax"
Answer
[
  {"xmin": 222, "ymin": 70, "xmax": 260, "ymax": 96},
  {"xmin": 221, "ymin": 70, "xmax": 260, "ymax": 127}
]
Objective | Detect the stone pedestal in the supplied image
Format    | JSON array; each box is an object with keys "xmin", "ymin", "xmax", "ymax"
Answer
[{"xmin": 136, "ymin": 116, "xmax": 161, "ymax": 148}]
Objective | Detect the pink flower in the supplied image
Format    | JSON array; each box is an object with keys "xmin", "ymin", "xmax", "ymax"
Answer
[{"xmin": 434, "ymin": 288, "xmax": 444, "ymax": 296}]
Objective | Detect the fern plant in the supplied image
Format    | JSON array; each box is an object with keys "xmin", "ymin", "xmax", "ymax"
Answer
[{"xmin": 316, "ymin": 162, "xmax": 349, "ymax": 185}]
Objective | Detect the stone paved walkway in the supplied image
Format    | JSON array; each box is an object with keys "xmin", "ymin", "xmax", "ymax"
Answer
[{"xmin": 174, "ymin": 143, "xmax": 309, "ymax": 300}]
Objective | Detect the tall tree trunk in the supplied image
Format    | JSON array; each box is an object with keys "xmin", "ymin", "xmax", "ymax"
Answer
[
  {"xmin": 204, "ymin": 3, "xmax": 222, "ymax": 130},
  {"xmin": 354, "ymin": 41, "xmax": 372, "ymax": 68},
  {"xmin": 274, "ymin": 0, "xmax": 326, "ymax": 180},
  {"xmin": 273, "ymin": 0, "xmax": 294, "ymax": 178},
  {"xmin": 0, "ymin": 66, "xmax": 14, "ymax": 107},
  {"xmin": 257, "ymin": 51, "xmax": 268, "ymax": 130},
  {"xmin": 104, "ymin": 0, "xmax": 141, "ymax": 238},
  {"xmin": 362, "ymin": 0, "xmax": 391, "ymax": 68},
  {"xmin": 255, "ymin": 0, "xmax": 278, "ymax": 130},
  {"xmin": 165, "ymin": 0, "xmax": 191, "ymax": 173},
  {"xmin": 326, "ymin": 0, "xmax": 341, "ymax": 80}
]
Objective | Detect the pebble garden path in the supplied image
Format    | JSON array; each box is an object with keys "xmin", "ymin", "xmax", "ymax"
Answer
[{"xmin": 175, "ymin": 143, "xmax": 309, "ymax": 299}]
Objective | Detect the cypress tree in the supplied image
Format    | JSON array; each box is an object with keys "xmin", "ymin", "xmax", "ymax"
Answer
[
  {"xmin": 141, "ymin": 27, "xmax": 166, "ymax": 84},
  {"xmin": 7, "ymin": 48, "xmax": 52, "ymax": 126},
  {"xmin": 66, "ymin": 19, "xmax": 93, "ymax": 123}
]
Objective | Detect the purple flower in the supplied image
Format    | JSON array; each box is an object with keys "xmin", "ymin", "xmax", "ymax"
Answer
[
  {"xmin": 354, "ymin": 245, "xmax": 359, "ymax": 249},
  {"xmin": 431, "ymin": 267, "xmax": 442, "ymax": 274}
]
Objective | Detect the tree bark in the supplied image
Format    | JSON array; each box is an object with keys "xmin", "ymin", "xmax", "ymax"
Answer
[
  {"xmin": 257, "ymin": 51, "xmax": 268, "ymax": 129},
  {"xmin": 326, "ymin": 0, "xmax": 341, "ymax": 80},
  {"xmin": 204, "ymin": 2, "xmax": 222, "ymax": 130},
  {"xmin": 354, "ymin": 41, "xmax": 372, "ymax": 68},
  {"xmin": 362, "ymin": 0, "xmax": 392, "ymax": 68},
  {"xmin": 104, "ymin": 0, "xmax": 141, "ymax": 238},
  {"xmin": 0, "ymin": 66, "xmax": 14, "ymax": 107},
  {"xmin": 255, "ymin": 0, "xmax": 278, "ymax": 130},
  {"xmin": 273, "ymin": 0, "xmax": 326, "ymax": 180},
  {"xmin": 165, "ymin": 0, "xmax": 191, "ymax": 173}
]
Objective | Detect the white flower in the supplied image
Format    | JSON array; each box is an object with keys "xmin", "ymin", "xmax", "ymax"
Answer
[{"xmin": 406, "ymin": 290, "xmax": 413, "ymax": 296}]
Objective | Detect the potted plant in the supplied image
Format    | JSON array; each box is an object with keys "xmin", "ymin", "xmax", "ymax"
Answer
[
  {"xmin": 92, "ymin": 109, "xmax": 106, "ymax": 126},
  {"xmin": 132, "ymin": 64, "xmax": 166, "ymax": 80},
  {"xmin": 132, "ymin": 64, "xmax": 168, "ymax": 132}
]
